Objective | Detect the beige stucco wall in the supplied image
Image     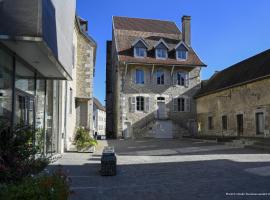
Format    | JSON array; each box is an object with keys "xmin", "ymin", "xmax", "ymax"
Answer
[{"xmin": 196, "ymin": 78, "xmax": 270, "ymax": 137}]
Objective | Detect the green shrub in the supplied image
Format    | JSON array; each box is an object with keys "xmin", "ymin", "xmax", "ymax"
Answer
[
  {"xmin": 0, "ymin": 166, "xmax": 71, "ymax": 200},
  {"xmin": 0, "ymin": 125, "xmax": 49, "ymax": 183},
  {"xmin": 74, "ymin": 127, "xmax": 97, "ymax": 150}
]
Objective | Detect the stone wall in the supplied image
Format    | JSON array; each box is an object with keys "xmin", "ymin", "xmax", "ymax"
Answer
[
  {"xmin": 118, "ymin": 64, "xmax": 201, "ymax": 138},
  {"xmin": 196, "ymin": 78, "xmax": 270, "ymax": 137}
]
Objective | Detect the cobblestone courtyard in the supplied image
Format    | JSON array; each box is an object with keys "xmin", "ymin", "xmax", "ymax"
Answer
[{"xmin": 52, "ymin": 139, "xmax": 270, "ymax": 200}]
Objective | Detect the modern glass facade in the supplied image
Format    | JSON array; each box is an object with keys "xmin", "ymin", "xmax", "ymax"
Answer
[{"xmin": 0, "ymin": 45, "xmax": 62, "ymax": 157}]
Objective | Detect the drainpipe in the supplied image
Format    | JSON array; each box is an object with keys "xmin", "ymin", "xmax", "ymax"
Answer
[{"xmin": 63, "ymin": 81, "xmax": 68, "ymax": 152}]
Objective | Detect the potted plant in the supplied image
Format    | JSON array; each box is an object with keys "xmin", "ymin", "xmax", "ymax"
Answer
[{"xmin": 74, "ymin": 127, "xmax": 97, "ymax": 153}]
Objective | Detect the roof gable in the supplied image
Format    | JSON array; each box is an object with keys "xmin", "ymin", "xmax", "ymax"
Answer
[
  {"xmin": 175, "ymin": 41, "xmax": 189, "ymax": 51},
  {"xmin": 154, "ymin": 38, "xmax": 169, "ymax": 49},
  {"xmin": 132, "ymin": 38, "xmax": 148, "ymax": 48}
]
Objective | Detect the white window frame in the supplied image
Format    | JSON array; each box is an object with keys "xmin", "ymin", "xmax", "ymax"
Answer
[
  {"xmin": 134, "ymin": 47, "xmax": 146, "ymax": 58},
  {"xmin": 136, "ymin": 96, "xmax": 145, "ymax": 111},
  {"xmin": 176, "ymin": 50, "xmax": 188, "ymax": 60},
  {"xmin": 155, "ymin": 48, "xmax": 168, "ymax": 60}
]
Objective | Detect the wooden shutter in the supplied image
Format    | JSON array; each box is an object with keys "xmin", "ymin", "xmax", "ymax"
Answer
[
  {"xmin": 173, "ymin": 98, "xmax": 178, "ymax": 112},
  {"xmin": 185, "ymin": 73, "xmax": 189, "ymax": 87},
  {"xmin": 185, "ymin": 98, "xmax": 190, "ymax": 112},
  {"xmin": 173, "ymin": 72, "xmax": 177, "ymax": 85},
  {"xmin": 129, "ymin": 97, "xmax": 136, "ymax": 113},
  {"xmin": 144, "ymin": 97, "xmax": 150, "ymax": 112}
]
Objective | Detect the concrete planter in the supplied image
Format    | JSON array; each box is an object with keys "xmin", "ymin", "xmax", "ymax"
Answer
[{"xmin": 77, "ymin": 146, "xmax": 96, "ymax": 153}]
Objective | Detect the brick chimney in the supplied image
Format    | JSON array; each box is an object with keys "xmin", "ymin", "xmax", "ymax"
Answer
[{"xmin": 182, "ymin": 15, "xmax": 191, "ymax": 46}]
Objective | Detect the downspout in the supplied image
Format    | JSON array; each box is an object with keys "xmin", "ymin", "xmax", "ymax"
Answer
[{"xmin": 63, "ymin": 81, "xmax": 68, "ymax": 152}]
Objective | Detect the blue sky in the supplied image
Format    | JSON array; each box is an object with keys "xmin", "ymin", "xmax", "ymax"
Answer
[{"xmin": 76, "ymin": 0, "xmax": 270, "ymax": 105}]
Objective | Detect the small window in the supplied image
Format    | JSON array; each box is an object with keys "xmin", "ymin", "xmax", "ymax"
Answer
[
  {"xmin": 69, "ymin": 88, "xmax": 73, "ymax": 114},
  {"xmin": 208, "ymin": 116, "xmax": 213, "ymax": 130},
  {"xmin": 156, "ymin": 48, "xmax": 167, "ymax": 59},
  {"xmin": 177, "ymin": 98, "xmax": 185, "ymax": 112},
  {"xmin": 176, "ymin": 72, "xmax": 186, "ymax": 86},
  {"xmin": 173, "ymin": 97, "xmax": 190, "ymax": 112},
  {"xmin": 156, "ymin": 70, "xmax": 165, "ymax": 85},
  {"xmin": 222, "ymin": 115, "xmax": 228, "ymax": 130},
  {"xmin": 157, "ymin": 97, "xmax": 165, "ymax": 101},
  {"xmin": 136, "ymin": 69, "xmax": 144, "ymax": 84},
  {"xmin": 176, "ymin": 50, "xmax": 188, "ymax": 60},
  {"xmin": 136, "ymin": 96, "xmax": 144, "ymax": 111},
  {"xmin": 134, "ymin": 47, "xmax": 146, "ymax": 58}
]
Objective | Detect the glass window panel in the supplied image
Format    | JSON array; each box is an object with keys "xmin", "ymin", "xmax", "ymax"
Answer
[
  {"xmin": 136, "ymin": 69, "xmax": 144, "ymax": 84},
  {"xmin": 15, "ymin": 61, "xmax": 35, "ymax": 95},
  {"xmin": 0, "ymin": 48, "xmax": 13, "ymax": 127}
]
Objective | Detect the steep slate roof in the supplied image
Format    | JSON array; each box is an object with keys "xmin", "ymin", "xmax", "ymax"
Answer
[
  {"xmin": 93, "ymin": 97, "xmax": 106, "ymax": 112},
  {"xmin": 113, "ymin": 16, "xmax": 181, "ymax": 34},
  {"xmin": 196, "ymin": 49, "xmax": 270, "ymax": 98},
  {"xmin": 113, "ymin": 16, "xmax": 206, "ymax": 67}
]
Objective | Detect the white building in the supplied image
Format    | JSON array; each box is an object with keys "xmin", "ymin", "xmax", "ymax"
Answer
[{"xmin": 93, "ymin": 97, "xmax": 106, "ymax": 137}]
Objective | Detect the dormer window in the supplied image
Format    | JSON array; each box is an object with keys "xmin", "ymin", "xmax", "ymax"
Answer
[
  {"xmin": 132, "ymin": 38, "xmax": 148, "ymax": 58},
  {"xmin": 156, "ymin": 48, "xmax": 167, "ymax": 59},
  {"xmin": 175, "ymin": 42, "xmax": 189, "ymax": 60},
  {"xmin": 134, "ymin": 47, "xmax": 146, "ymax": 58},
  {"xmin": 154, "ymin": 39, "xmax": 169, "ymax": 60},
  {"xmin": 176, "ymin": 50, "xmax": 187, "ymax": 60}
]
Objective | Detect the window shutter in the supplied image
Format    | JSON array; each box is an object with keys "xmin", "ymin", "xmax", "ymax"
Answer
[
  {"xmin": 185, "ymin": 73, "xmax": 189, "ymax": 87},
  {"xmin": 173, "ymin": 98, "xmax": 178, "ymax": 112},
  {"xmin": 144, "ymin": 97, "xmax": 150, "ymax": 112},
  {"xmin": 129, "ymin": 97, "xmax": 136, "ymax": 113},
  {"xmin": 165, "ymin": 72, "xmax": 170, "ymax": 85},
  {"xmin": 173, "ymin": 73, "xmax": 177, "ymax": 85},
  {"xmin": 185, "ymin": 98, "xmax": 190, "ymax": 112}
]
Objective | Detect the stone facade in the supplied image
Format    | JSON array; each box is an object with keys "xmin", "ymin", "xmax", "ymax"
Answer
[
  {"xmin": 196, "ymin": 78, "xmax": 270, "ymax": 138},
  {"xmin": 64, "ymin": 17, "xmax": 96, "ymax": 151},
  {"xmin": 106, "ymin": 16, "xmax": 205, "ymax": 139}
]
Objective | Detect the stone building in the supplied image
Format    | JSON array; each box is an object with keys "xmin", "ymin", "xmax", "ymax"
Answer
[
  {"xmin": 106, "ymin": 16, "xmax": 206, "ymax": 139},
  {"xmin": 64, "ymin": 16, "xmax": 96, "ymax": 151},
  {"xmin": 93, "ymin": 97, "xmax": 106, "ymax": 137},
  {"xmin": 195, "ymin": 49, "xmax": 270, "ymax": 138}
]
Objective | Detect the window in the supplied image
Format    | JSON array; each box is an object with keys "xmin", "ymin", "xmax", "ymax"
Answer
[
  {"xmin": 156, "ymin": 48, "xmax": 167, "ymax": 59},
  {"xmin": 222, "ymin": 115, "xmax": 227, "ymax": 130},
  {"xmin": 136, "ymin": 96, "xmax": 144, "ymax": 111},
  {"xmin": 134, "ymin": 47, "xmax": 146, "ymax": 58},
  {"xmin": 208, "ymin": 116, "xmax": 213, "ymax": 130},
  {"xmin": 135, "ymin": 69, "xmax": 144, "ymax": 84},
  {"xmin": 176, "ymin": 72, "xmax": 187, "ymax": 86},
  {"xmin": 176, "ymin": 50, "xmax": 188, "ymax": 60},
  {"xmin": 173, "ymin": 97, "xmax": 190, "ymax": 112},
  {"xmin": 69, "ymin": 88, "xmax": 73, "ymax": 114},
  {"xmin": 156, "ymin": 70, "xmax": 165, "ymax": 85},
  {"xmin": 157, "ymin": 97, "xmax": 165, "ymax": 101}
]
